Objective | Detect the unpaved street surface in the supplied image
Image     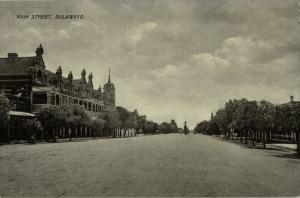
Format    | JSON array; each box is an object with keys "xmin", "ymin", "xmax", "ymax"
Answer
[{"xmin": 1, "ymin": 134, "xmax": 300, "ymax": 197}]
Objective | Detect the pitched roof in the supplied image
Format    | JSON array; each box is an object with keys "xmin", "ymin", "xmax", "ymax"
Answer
[
  {"xmin": 45, "ymin": 69, "xmax": 55, "ymax": 75},
  {"xmin": 45, "ymin": 69, "xmax": 57, "ymax": 82},
  {"xmin": 0, "ymin": 56, "xmax": 36, "ymax": 74}
]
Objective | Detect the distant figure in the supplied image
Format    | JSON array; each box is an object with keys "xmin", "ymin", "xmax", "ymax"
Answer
[{"xmin": 184, "ymin": 121, "xmax": 189, "ymax": 135}]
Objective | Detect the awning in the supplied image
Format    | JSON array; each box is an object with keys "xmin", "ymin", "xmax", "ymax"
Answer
[
  {"xmin": 8, "ymin": 110, "xmax": 36, "ymax": 117},
  {"xmin": 32, "ymin": 86, "xmax": 53, "ymax": 92}
]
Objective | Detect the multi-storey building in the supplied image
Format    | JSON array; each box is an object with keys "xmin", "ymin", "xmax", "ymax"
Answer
[{"xmin": 0, "ymin": 44, "xmax": 115, "ymax": 115}]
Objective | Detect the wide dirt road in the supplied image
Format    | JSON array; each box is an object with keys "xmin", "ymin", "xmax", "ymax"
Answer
[{"xmin": 0, "ymin": 134, "xmax": 300, "ymax": 197}]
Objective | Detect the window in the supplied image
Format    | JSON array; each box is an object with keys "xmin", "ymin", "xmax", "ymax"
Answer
[{"xmin": 33, "ymin": 93, "xmax": 47, "ymax": 104}]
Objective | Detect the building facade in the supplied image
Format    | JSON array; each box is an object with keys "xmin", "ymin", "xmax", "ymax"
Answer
[{"xmin": 0, "ymin": 44, "xmax": 115, "ymax": 115}]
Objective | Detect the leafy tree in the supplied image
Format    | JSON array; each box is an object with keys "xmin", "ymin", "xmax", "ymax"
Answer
[
  {"xmin": 0, "ymin": 93, "xmax": 11, "ymax": 141},
  {"xmin": 213, "ymin": 109, "xmax": 228, "ymax": 136},
  {"xmin": 232, "ymin": 99, "xmax": 259, "ymax": 142},
  {"xmin": 194, "ymin": 120, "xmax": 210, "ymax": 134},
  {"xmin": 99, "ymin": 112, "xmax": 121, "ymax": 138},
  {"xmin": 38, "ymin": 105, "xmax": 68, "ymax": 142},
  {"xmin": 159, "ymin": 122, "xmax": 172, "ymax": 133},
  {"xmin": 137, "ymin": 116, "xmax": 147, "ymax": 134},
  {"xmin": 91, "ymin": 118, "xmax": 106, "ymax": 137},
  {"xmin": 257, "ymin": 100, "xmax": 275, "ymax": 147},
  {"xmin": 170, "ymin": 119, "xmax": 178, "ymax": 133},
  {"xmin": 22, "ymin": 118, "xmax": 41, "ymax": 143}
]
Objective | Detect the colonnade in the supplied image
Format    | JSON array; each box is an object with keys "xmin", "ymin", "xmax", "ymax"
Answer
[{"xmin": 48, "ymin": 92, "xmax": 104, "ymax": 112}]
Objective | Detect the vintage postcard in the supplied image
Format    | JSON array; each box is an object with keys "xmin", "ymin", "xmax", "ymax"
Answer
[{"xmin": 0, "ymin": 0, "xmax": 299, "ymax": 197}]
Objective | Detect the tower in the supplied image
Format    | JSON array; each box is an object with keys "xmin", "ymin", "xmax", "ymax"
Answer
[
  {"xmin": 103, "ymin": 68, "xmax": 115, "ymax": 107},
  {"xmin": 34, "ymin": 44, "xmax": 46, "ymax": 84}
]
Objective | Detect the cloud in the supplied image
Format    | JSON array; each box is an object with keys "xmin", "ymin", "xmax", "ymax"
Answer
[
  {"xmin": 151, "ymin": 64, "xmax": 181, "ymax": 79},
  {"xmin": 0, "ymin": 0, "xmax": 299, "ymax": 128},
  {"xmin": 191, "ymin": 36, "xmax": 300, "ymax": 88},
  {"xmin": 130, "ymin": 21, "xmax": 157, "ymax": 43}
]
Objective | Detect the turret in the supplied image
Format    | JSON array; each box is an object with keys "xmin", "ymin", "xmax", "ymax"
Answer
[
  {"xmin": 88, "ymin": 72, "xmax": 93, "ymax": 87},
  {"xmin": 98, "ymin": 85, "xmax": 102, "ymax": 94},
  {"xmin": 81, "ymin": 68, "xmax": 86, "ymax": 83},
  {"xmin": 56, "ymin": 66, "xmax": 62, "ymax": 76},
  {"xmin": 56, "ymin": 66, "xmax": 62, "ymax": 90},
  {"xmin": 68, "ymin": 71, "xmax": 73, "ymax": 92},
  {"xmin": 35, "ymin": 44, "xmax": 44, "ymax": 57}
]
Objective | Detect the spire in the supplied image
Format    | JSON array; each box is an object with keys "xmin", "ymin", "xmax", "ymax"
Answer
[
  {"xmin": 88, "ymin": 72, "xmax": 93, "ymax": 80},
  {"xmin": 68, "ymin": 71, "xmax": 73, "ymax": 80},
  {"xmin": 88, "ymin": 72, "xmax": 93, "ymax": 86},
  {"xmin": 68, "ymin": 71, "xmax": 73, "ymax": 92},
  {"xmin": 56, "ymin": 65, "xmax": 62, "ymax": 75},
  {"xmin": 98, "ymin": 85, "xmax": 102, "ymax": 93},
  {"xmin": 108, "ymin": 68, "xmax": 111, "ymax": 83},
  {"xmin": 81, "ymin": 68, "xmax": 86, "ymax": 83}
]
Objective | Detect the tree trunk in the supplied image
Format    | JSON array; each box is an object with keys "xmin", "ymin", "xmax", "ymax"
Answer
[
  {"xmin": 41, "ymin": 127, "xmax": 44, "ymax": 140},
  {"xmin": 245, "ymin": 130, "xmax": 248, "ymax": 144},
  {"xmin": 7, "ymin": 117, "xmax": 10, "ymax": 142},
  {"xmin": 52, "ymin": 128, "xmax": 56, "ymax": 142},
  {"xmin": 262, "ymin": 131, "xmax": 266, "ymax": 149},
  {"xmin": 251, "ymin": 130, "xmax": 256, "ymax": 146},
  {"xmin": 69, "ymin": 127, "xmax": 72, "ymax": 142},
  {"xmin": 296, "ymin": 132, "xmax": 300, "ymax": 155},
  {"xmin": 239, "ymin": 131, "xmax": 242, "ymax": 142}
]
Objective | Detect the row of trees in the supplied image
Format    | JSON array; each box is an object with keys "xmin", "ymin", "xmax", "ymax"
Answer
[
  {"xmin": 0, "ymin": 93, "xmax": 11, "ymax": 140},
  {"xmin": 195, "ymin": 98, "xmax": 300, "ymax": 152},
  {"xmin": 1, "ymin": 93, "xmax": 180, "ymax": 142},
  {"xmin": 37, "ymin": 105, "xmax": 180, "ymax": 141}
]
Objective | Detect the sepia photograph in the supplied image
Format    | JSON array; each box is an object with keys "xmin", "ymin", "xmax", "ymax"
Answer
[{"xmin": 0, "ymin": 0, "xmax": 300, "ymax": 197}]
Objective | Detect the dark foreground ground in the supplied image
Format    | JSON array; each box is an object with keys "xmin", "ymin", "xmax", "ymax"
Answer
[{"xmin": 0, "ymin": 134, "xmax": 300, "ymax": 197}]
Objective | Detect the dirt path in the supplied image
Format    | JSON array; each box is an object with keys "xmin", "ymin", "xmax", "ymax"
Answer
[{"xmin": 0, "ymin": 134, "xmax": 299, "ymax": 196}]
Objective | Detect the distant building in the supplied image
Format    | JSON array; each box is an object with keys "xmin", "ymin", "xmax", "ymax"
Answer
[
  {"xmin": 0, "ymin": 44, "xmax": 115, "ymax": 114},
  {"xmin": 281, "ymin": 96, "xmax": 300, "ymax": 110}
]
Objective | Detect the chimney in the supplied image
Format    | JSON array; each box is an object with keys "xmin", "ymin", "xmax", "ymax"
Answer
[{"xmin": 8, "ymin": 53, "xmax": 18, "ymax": 59}]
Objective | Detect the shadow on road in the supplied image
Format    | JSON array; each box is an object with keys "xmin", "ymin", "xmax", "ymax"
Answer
[
  {"xmin": 214, "ymin": 136, "xmax": 299, "ymax": 159},
  {"xmin": 270, "ymin": 153, "xmax": 300, "ymax": 160},
  {"xmin": 217, "ymin": 137, "xmax": 281, "ymax": 150},
  {"xmin": 0, "ymin": 136, "xmax": 144, "ymax": 146}
]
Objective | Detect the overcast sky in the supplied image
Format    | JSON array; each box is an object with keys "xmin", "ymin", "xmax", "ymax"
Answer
[{"xmin": 0, "ymin": 0, "xmax": 299, "ymax": 128}]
